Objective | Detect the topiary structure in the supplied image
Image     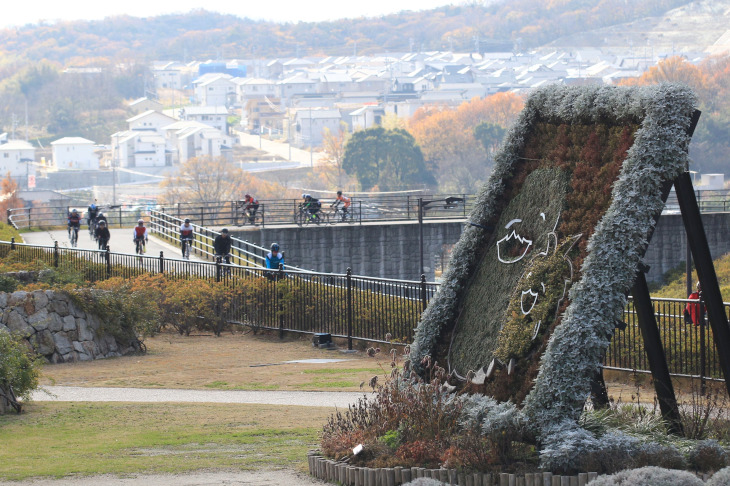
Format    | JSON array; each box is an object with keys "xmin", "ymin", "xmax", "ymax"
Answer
[{"xmin": 409, "ymin": 84, "xmax": 697, "ymax": 471}]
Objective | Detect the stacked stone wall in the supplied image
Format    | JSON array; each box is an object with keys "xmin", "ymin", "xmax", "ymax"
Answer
[{"xmin": 0, "ymin": 290, "xmax": 137, "ymax": 363}]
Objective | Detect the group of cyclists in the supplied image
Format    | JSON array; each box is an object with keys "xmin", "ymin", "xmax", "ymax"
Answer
[
  {"xmin": 67, "ymin": 203, "xmax": 148, "ymax": 253},
  {"xmin": 299, "ymin": 191, "xmax": 351, "ymax": 224}
]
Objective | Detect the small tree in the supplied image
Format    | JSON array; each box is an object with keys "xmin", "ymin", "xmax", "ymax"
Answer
[{"xmin": 0, "ymin": 330, "xmax": 42, "ymax": 414}]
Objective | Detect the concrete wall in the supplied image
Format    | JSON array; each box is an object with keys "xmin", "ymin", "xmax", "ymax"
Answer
[
  {"xmin": 230, "ymin": 220, "xmax": 464, "ymax": 281},
  {"xmin": 229, "ymin": 213, "xmax": 730, "ymax": 283},
  {"xmin": 644, "ymin": 212, "xmax": 730, "ymax": 284}
]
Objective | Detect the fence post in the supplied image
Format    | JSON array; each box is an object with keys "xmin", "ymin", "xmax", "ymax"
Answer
[
  {"xmin": 159, "ymin": 251, "xmax": 165, "ymax": 274},
  {"xmin": 700, "ymin": 294, "xmax": 707, "ymax": 395},
  {"xmin": 201, "ymin": 207, "xmax": 204, "ymax": 227},
  {"xmin": 278, "ymin": 263, "xmax": 285, "ymax": 340},
  {"xmin": 54, "ymin": 241, "xmax": 59, "ymax": 267},
  {"xmin": 215, "ymin": 256, "xmax": 221, "ymax": 282},
  {"xmin": 6, "ymin": 209, "xmax": 10, "ymax": 225},
  {"xmin": 177, "ymin": 203, "xmax": 180, "ymax": 219},
  {"xmin": 10, "ymin": 237, "xmax": 15, "ymax": 250},
  {"xmin": 420, "ymin": 274, "xmax": 428, "ymax": 314},
  {"xmin": 105, "ymin": 246, "xmax": 111, "ymax": 278},
  {"xmin": 347, "ymin": 268, "xmax": 353, "ymax": 351}
]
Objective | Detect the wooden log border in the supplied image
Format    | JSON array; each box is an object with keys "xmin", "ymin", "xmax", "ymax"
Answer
[{"xmin": 307, "ymin": 452, "xmax": 599, "ymax": 486}]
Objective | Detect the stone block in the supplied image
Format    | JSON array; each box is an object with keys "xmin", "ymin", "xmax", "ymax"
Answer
[
  {"xmin": 73, "ymin": 341, "xmax": 86, "ymax": 353},
  {"xmin": 52, "ymin": 299, "xmax": 69, "ymax": 316},
  {"xmin": 28, "ymin": 308, "xmax": 50, "ymax": 330},
  {"xmin": 6, "ymin": 310, "xmax": 33, "ymax": 338},
  {"xmin": 62, "ymin": 315, "xmax": 76, "ymax": 332},
  {"xmin": 53, "ymin": 332, "xmax": 73, "ymax": 355},
  {"xmin": 48, "ymin": 314, "xmax": 64, "ymax": 332},
  {"xmin": 31, "ymin": 329, "xmax": 56, "ymax": 356},
  {"xmin": 77, "ymin": 318, "xmax": 94, "ymax": 341},
  {"xmin": 0, "ymin": 293, "xmax": 7, "ymax": 308},
  {"xmin": 8, "ymin": 291, "xmax": 28, "ymax": 307},
  {"xmin": 32, "ymin": 290, "xmax": 48, "ymax": 310}
]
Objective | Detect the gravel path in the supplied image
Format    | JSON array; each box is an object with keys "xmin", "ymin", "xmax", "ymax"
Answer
[{"xmin": 32, "ymin": 386, "xmax": 367, "ymax": 408}]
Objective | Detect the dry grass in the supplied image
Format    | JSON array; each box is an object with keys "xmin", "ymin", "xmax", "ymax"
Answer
[{"xmin": 40, "ymin": 330, "xmax": 392, "ymax": 392}]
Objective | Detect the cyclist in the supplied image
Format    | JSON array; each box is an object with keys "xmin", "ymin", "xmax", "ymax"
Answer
[
  {"xmin": 132, "ymin": 219, "xmax": 148, "ymax": 253},
  {"xmin": 180, "ymin": 218, "xmax": 195, "ymax": 259},
  {"xmin": 331, "ymin": 190, "xmax": 351, "ymax": 221},
  {"xmin": 242, "ymin": 194, "xmax": 259, "ymax": 224},
  {"xmin": 265, "ymin": 242, "xmax": 285, "ymax": 269},
  {"xmin": 302, "ymin": 194, "xmax": 322, "ymax": 223},
  {"xmin": 95, "ymin": 220, "xmax": 110, "ymax": 250},
  {"xmin": 213, "ymin": 228, "xmax": 232, "ymax": 264},
  {"xmin": 87, "ymin": 202, "xmax": 100, "ymax": 230},
  {"xmin": 96, "ymin": 211, "xmax": 108, "ymax": 227},
  {"xmin": 67, "ymin": 208, "xmax": 81, "ymax": 239}
]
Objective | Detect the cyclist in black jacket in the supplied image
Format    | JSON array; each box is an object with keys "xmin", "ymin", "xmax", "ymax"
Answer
[
  {"xmin": 213, "ymin": 228, "xmax": 232, "ymax": 264},
  {"xmin": 95, "ymin": 220, "xmax": 111, "ymax": 250}
]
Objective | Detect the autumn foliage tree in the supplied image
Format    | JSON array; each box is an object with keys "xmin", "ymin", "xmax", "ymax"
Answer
[
  {"xmin": 0, "ymin": 173, "xmax": 22, "ymax": 217},
  {"xmin": 408, "ymin": 92, "xmax": 523, "ymax": 192}
]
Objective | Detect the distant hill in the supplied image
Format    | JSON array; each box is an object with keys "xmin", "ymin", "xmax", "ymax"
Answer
[{"xmin": 0, "ymin": 0, "xmax": 692, "ymax": 64}]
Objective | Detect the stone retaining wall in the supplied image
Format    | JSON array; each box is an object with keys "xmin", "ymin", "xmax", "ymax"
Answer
[{"xmin": 0, "ymin": 290, "xmax": 137, "ymax": 363}]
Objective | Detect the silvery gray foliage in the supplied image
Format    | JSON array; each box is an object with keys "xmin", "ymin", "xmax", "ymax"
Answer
[
  {"xmin": 586, "ymin": 466, "xmax": 704, "ymax": 486},
  {"xmin": 689, "ymin": 439, "xmax": 729, "ymax": 472},
  {"xmin": 707, "ymin": 466, "xmax": 730, "ymax": 486},
  {"xmin": 403, "ymin": 479, "xmax": 443, "ymax": 486},
  {"xmin": 408, "ymin": 83, "xmax": 697, "ymax": 471}
]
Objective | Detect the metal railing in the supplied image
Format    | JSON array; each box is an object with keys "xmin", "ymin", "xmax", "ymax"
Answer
[
  {"xmin": 7, "ymin": 204, "xmax": 152, "ymax": 230},
  {"xmin": 0, "ymin": 239, "xmax": 437, "ymax": 346},
  {"xmin": 664, "ymin": 189, "xmax": 730, "ymax": 213},
  {"xmin": 1, "ymin": 239, "xmax": 728, "ymax": 379}
]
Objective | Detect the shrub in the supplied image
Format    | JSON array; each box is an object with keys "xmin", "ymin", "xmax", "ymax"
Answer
[
  {"xmin": 586, "ymin": 466, "xmax": 703, "ymax": 486},
  {"xmin": 0, "ymin": 274, "xmax": 17, "ymax": 293},
  {"xmin": 688, "ymin": 439, "xmax": 728, "ymax": 472},
  {"xmin": 0, "ymin": 329, "xmax": 42, "ymax": 413},
  {"xmin": 707, "ymin": 466, "xmax": 730, "ymax": 486}
]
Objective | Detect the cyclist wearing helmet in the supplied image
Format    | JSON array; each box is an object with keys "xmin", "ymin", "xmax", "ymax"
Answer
[
  {"xmin": 180, "ymin": 218, "xmax": 194, "ymax": 259},
  {"xmin": 265, "ymin": 242, "xmax": 285, "ymax": 280},
  {"xmin": 243, "ymin": 194, "xmax": 259, "ymax": 224},
  {"xmin": 87, "ymin": 201, "xmax": 99, "ymax": 229},
  {"xmin": 213, "ymin": 228, "xmax": 232, "ymax": 264},
  {"xmin": 331, "ymin": 190, "xmax": 351, "ymax": 221},
  {"xmin": 302, "ymin": 194, "xmax": 322, "ymax": 223},
  {"xmin": 95, "ymin": 211, "xmax": 108, "ymax": 228},
  {"xmin": 95, "ymin": 220, "xmax": 111, "ymax": 250},
  {"xmin": 133, "ymin": 219, "xmax": 148, "ymax": 253},
  {"xmin": 67, "ymin": 208, "xmax": 81, "ymax": 237}
]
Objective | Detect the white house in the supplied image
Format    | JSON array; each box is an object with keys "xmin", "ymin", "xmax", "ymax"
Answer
[
  {"xmin": 0, "ymin": 140, "xmax": 35, "ymax": 180},
  {"xmin": 128, "ymin": 97, "xmax": 164, "ymax": 114},
  {"xmin": 180, "ymin": 106, "xmax": 229, "ymax": 134},
  {"xmin": 127, "ymin": 110, "xmax": 178, "ymax": 135},
  {"xmin": 51, "ymin": 137, "xmax": 100, "ymax": 170},
  {"xmin": 161, "ymin": 121, "xmax": 233, "ymax": 164},
  {"xmin": 111, "ymin": 131, "xmax": 168, "ymax": 168},
  {"xmin": 294, "ymin": 109, "xmax": 342, "ymax": 147},
  {"xmin": 193, "ymin": 73, "xmax": 237, "ymax": 107},
  {"xmin": 235, "ymin": 78, "xmax": 278, "ymax": 105}
]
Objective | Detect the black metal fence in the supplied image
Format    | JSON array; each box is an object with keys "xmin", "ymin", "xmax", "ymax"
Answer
[
  {"xmin": 8, "ymin": 204, "xmax": 151, "ymax": 230},
  {"xmin": 1, "ymin": 239, "xmax": 728, "ymax": 380}
]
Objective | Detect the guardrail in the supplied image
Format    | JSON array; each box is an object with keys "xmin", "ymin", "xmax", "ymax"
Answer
[
  {"xmin": 7, "ymin": 204, "xmax": 151, "ymax": 230},
  {"xmin": 0, "ymin": 239, "xmax": 728, "ymax": 379}
]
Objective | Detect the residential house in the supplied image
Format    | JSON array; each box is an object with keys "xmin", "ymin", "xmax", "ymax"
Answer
[
  {"xmin": 278, "ymin": 74, "xmax": 318, "ymax": 103},
  {"xmin": 128, "ymin": 97, "xmax": 164, "ymax": 114},
  {"xmin": 0, "ymin": 140, "xmax": 35, "ymax": 181},
  {"xmin": 162, "ymin": 121, "xmax": 233, "ymax": 164},
  {"xmin": 349, "ymin": 105, "xmax": 384, "ymax": 131},
  {"xmin": 294, "ymin": 109, "xmax": 342, "ymax": 147},
  {"xmin": 152, "ymin": 61, "xmax": 191, "ymax": 90},
  {"xmin": 193, "ymin": 73, "xmax": 237, "ymax": 107},
  {"xmin": 127, "ymin": 110, "xmax": 178, "ymax": 134},
  {"xmin": 51, "ymin": 137, "xmax": 100, "ymax": 170},
  {"xmin": 111, "ymin": 131, "xmax": 168, "ymax": 168},
  {"xmin": 245, "ymin": 98, "xmax": 285, "ymax": 133},
  {"xmin": 235, "ymin": 78, "xmax": 277, "ymax": 105},
  {"xmin": 180, "ymin": 106, "xmax": 229, "ymax": 134}
]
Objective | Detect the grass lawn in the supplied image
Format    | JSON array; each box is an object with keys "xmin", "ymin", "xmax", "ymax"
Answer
[{"xmin": 0, "ymin": 401, "xmax": 332, "ymax": 481}]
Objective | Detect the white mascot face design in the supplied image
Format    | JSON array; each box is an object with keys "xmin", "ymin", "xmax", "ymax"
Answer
[{"xmin": 496, "ymin": 219, "xmax": 533, "ymax": 264}]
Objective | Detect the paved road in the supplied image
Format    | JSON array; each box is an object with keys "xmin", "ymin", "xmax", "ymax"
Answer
[
  {"xmin": 21, "ymin": 228, "xmax": 203, "ymax": 262},
  {"xmin": 32, "ymin": 386, "xmax": 366, "ymax": 408}
]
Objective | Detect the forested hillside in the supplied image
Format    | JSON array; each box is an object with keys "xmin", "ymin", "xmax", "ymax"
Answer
[{"xmin": 0, "ymin": 0, "xmax": 690, "ymax": 63}]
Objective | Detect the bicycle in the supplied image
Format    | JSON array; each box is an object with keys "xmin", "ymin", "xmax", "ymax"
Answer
[
  {"xmin": 181, "ymin": 237, "xmax": 193, "ymax": 260},
  {"xmin": 296, "ymin": 204, "xmax": 325, "ymax": 226},
  {"xmin": 134, "ymin": 237, "xmax": 146, "ymax": 255},
  {"xmin": 69, "ymin": 226, "xmax": 79, "ymax": 247},
  {"xmin": 329, "ymin": 204, "xmax": 356, "ymax": 224},
  {"xmin": 97, "ymin": 237, "xmax": 109, "ymax": 251},
  {"xmin": 241, "ymin": 208, "xmax": 260, "ymax": 226},
  {"xmin": 88, "ymin": 217, "xmax": 96, "ymax": 240},
  {"xmin": 215, "ymin": 253, "xmax": 232, "ymax": 276}
]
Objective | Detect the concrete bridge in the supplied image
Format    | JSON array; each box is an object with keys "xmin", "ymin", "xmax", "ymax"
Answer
[{"xmin": 226, "ymin": 212, "xmax": 730, "ymax": 283}]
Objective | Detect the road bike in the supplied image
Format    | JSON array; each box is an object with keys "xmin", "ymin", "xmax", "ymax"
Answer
[
  {"xmin": 134, "ymin": 237, "xmax": 146, "ymax": 255},
  {"xmin": 328, "ymin": 205, "xmax": 357, "ymax": 224},
  {"xmin": 88, "ymin": 217, "xmax": 96, "ymax": 240},
  {"xmin": 181, "ymin": 237, "xmax": 193, "ymax": 260},
  {"xmin": 215, "ymin": 253, "xmax": 232, "ymax": 276},
  {"xmin": 296, "ymin": 205, "xmax": 326, "ymax": 226},
  {"xmin": 240, "ymin": 208, "xmax": 260, "ymax": 226},
  {"xmin": 97, "ymin": 237, "xmax": 109, "ymax": 251},
  {"xmin": 69, "ymin": 226, "xmax": 79, "ymax": 247}
]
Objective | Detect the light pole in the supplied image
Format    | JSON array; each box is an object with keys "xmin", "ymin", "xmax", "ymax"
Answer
[{"xmin": 418, "ymin": 196, "xmax": 465, "ymax": 278}]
